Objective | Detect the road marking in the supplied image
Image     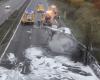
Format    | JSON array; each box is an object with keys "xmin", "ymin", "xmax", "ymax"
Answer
[
  {"xmin": 0, "ymin": 27, "xmax": 11, "ymax": 45},
  {"xmin": 0, "ymin": 0, "xmax": 33, "ymax": 62}
]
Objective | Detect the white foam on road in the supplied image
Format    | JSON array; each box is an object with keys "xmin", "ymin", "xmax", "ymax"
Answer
[
  {"xmin": 47, "ymin": 26, "xmax": 71, "ymax": 34},
  {"xmin": 25, "ymin": 47, "xmax": 43, "ymax": 60},
  {"xmin": 7, "ymin": 53, "xmax": 17, "ymax": 64},
  {"xmin": 0, "ymin": 67, "xmax": 24, "ymax": 80},
  {"xmin": 48, "ymin": 32, "xmax": 77, "ymax": 54},
  {"xmin": 48, "ymin": 26, "xmax": 76, "ymax": 54},
  {"xmin": 25, "ymin": 47, "xmax": 99, "ymax": 80},
  {"xmin": 0, "ymin": 47, "xmax": 99, "ymax": 80},
  {"xmin": 55, "ymin": 56, "xmax": 99, "ymax": 79},
  {"xmin": 58, "ymin": 27, "xmax": 71, "ymax": 34}
]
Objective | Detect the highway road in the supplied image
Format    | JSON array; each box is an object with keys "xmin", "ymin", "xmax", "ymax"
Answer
[
  {"xmin": 0, "ymin": 0, "xmax": 99, "ymax": 80},
  {"xmin": 0, "ymin": 0, "xmax": 49, "ymax": 60},
  {"xmin": 0, "ymin": 0, "xmax": 27, "ymax": 25},
  {"xmin": 0, "ymin": 0, "xmax": 51, "ymax": 68}
]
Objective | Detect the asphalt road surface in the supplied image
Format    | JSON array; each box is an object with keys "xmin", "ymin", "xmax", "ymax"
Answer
[
  {"xmin": 0, "ymin": 0, "xmax": 27, "ymax": 25},
  {"xmin": 0, "ymin": 0, "xmax": 50, "ymax": 64},
  {"xmin": 0, "ymin": 0, "xmax": 99, "ymax": 80}
]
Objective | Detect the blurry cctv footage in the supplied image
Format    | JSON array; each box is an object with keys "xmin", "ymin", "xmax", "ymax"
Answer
[{"xmin": 0, "ymin": 0, "xmax": 100, "ymax": 80}]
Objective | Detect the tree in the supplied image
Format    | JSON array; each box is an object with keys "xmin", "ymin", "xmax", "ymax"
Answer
[
  {"xmin": 92, "ymin": 0, "xmax": 100, "ymax": 9},
  {"xmin": 74, "ymin": 2, "xmax": 100, "ymax": 52},
  {"xmin": 69, "ymin": 0, "xmax": 85, "ymax": 7}
]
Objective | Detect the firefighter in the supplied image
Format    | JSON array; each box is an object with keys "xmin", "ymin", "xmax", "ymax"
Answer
[
  {"xmin": 44, "ymin": 12, "xmax": 52, "ymax": 26},
  {"xmin": 45, "ymin": 14, "xmax": 51, "ymax": 23},
  {"xmin": 21, "ymin": 58, "xmax": 31, "ymax": 74},
  {"xmin": 37, "ymin": 13, "xmax": 43, "ymax": 27}
]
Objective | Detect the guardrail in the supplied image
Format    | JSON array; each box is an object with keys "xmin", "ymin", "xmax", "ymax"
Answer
[
  {"xmin": 72, "ymin": 28, "xmax": 100, "ymax": 78},
  {"xmin": 49, "ymin": 0, "xmax": 100, "ymax": 78},
  {"xmin": 73, "ymin": 33, "xmax": 100, "ymax": 78},
  {"xmin": 0, "ymin": 0, "xmax": 30, "ymax": 55},
  {"xmin": 57, "ymin": 16, "xmax": 100, "ymax": 79},
  {"xmin": 86, "ymin": 52, "xmax": 100, "ymax": 78},
  {"xmin": 0, "ymin": 0, "xmax": 26, "ymax": 25}
]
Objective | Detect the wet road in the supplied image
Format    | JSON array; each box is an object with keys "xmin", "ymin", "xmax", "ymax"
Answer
[
  {"xmin": 0, "ymin": 0, "xmax": 50, "ymax": 62},
  {"xmin": 0, "ymin": 0, "xmax": 99, "ymax": 80},
  {"xmin": 0, "ymin": 0, "xmax": 27, "ymax": 25}
]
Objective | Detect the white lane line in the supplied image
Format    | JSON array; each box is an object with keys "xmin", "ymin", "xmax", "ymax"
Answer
[
  {"xmin": 0, "ymin": 27, "xmax": 11, "ymax": 45},
  {"xmin": 0, "ymin": 0, "xmax": 33, "ymax": 62},
  {"xmin": 0, "ymin": 20, "xmax": 20, "ymax": 62}
]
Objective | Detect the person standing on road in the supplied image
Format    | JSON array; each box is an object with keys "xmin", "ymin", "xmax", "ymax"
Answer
[
  {"xmin": 36, "ymin": 13, "xmax": 43, "ymax": 27},
  {"xmin": 21, "ymin": 58, "xmax": 31, "ymax": 74}
]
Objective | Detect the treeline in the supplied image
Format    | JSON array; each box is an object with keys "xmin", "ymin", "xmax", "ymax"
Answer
[
  {"xmin": 61, "ymin": 0, "xmax": 100, "ymax": 9},
  {"xmin": 58, "ymin": 0, "xmax": 100, "ymax": 61}
]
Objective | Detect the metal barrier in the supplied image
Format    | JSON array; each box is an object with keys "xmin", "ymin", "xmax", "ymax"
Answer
[
  {"xmin": 0, "ymin": 0, "xmax": 30, "ymax": 56},
  {"xmin": 87, "ymin": 52, "xmax": 100, "ymax": 78},
  {"xmin": 58, "ymin": 15, "xmax": 100, "ymax": 79},
  {"xmin": 77, "ymin": 43, "xmax": 100, "ymax": 78},
  {"xmin": 49, "ymin": 0, "xmax": 100, "ymax": 78},
  {"xmin": 0, "ymin": 0, "xmax": 26, "ymax": 25}
]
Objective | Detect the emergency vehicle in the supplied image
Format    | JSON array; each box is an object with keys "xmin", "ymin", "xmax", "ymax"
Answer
[
  {"xmin": 36, "ymin": 3, "xmax": 45, "ymax": 13},
  {"xmin": 49, "ymin": 5, "xmax": 59, "ymax": 19},
  {"xmin": 21, "ymin": 9, "xmax": 35, "ymax": 25},
  {"xmin": 42, "ymin": 10, "xmax": 53, "ymax": 26}
]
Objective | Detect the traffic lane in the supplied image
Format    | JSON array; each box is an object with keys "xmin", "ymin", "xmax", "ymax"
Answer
[
  {"xmin": 1, "ymin": 26, "xmax": 51, "ymax": 64},
  {"xmin": 3, "ymin": 24, "xmax": 33, "ymax": 62},
  {"xmin": 25, "ymin": 0, "xmax": 50, "ymax": 46},
  {"xmin": 0, "ymin": 0, "xmax": 50, "ymax": 63},
  {"xmin": 0, "ymin": 0, "xmax": 27, "ymax": 25},
  {"xmin": 31, "ymin": 0, "xmax": 50, "ymax": 45},
  {"xmin": 3, "ymin": 0, "xmax": 27, "ymax": 10},
  {"xmin": 30, "ymin": 26, "xmax": 50, "ymax": 46},
  {"xmin": 0, "ymin": 0, "xmax": 26, "ymax": 22},
  {"xmin": 1, "ymin": 0, "xmax": 49, "ymax": 61},
  {"xmin": 0, "ymin": 0, "xmax": 99, "ymax": 79},
  {"xmin": 1, "ymin": 0, "xmax": 84, "ymax": 75},
  {"xmin": 0, "ymin": 0, "xmax": 26, "ymax": 12}
]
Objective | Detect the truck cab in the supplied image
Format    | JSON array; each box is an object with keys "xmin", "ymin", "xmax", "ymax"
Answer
[
  {"xmin": 49, "ymin": 5, "xmax": 59, "ymax": 19},
  {"xmin": 42, "ymin": 10, "xmax": 53, "ymax": 26},
  {"xmin": 21, "ymin": 9, "xmax": 35, "ymax": 25},
  {"xmin": 36, "ymin": 3, "xmax": 45, "ymax": 13}
]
